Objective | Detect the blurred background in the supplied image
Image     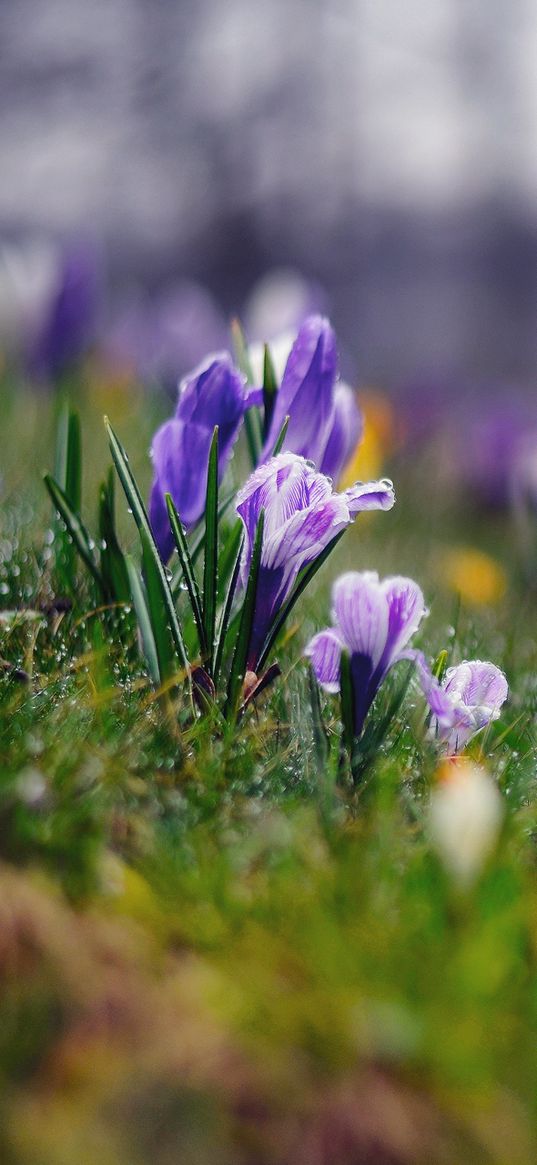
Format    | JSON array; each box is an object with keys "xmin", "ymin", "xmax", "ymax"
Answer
[{"xmin": 1, "ymin": 0, "xmax": 537, "ymax": 384}]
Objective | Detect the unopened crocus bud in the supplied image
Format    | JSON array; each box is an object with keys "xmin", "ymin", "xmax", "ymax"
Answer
[{"xmin": 429, "ymin": 759, "xmax": 504, "ymax": 885}]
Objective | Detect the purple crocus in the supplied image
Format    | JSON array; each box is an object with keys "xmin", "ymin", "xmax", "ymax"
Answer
[
  {"xmin": 261, "ymin": 316, "xmax": 363, "ymax": 481},
  {"xmin": 431, "ymin": 660, "xmax": 508, "ymax": 754},
  {"xmin": 320, "ymin": 382, "xmax": 364, "ymax": 480},
  {"xmin": 236, "ymin": 456, "xmax": 395, "ymax": 671},
  {"xmin": 30, "ymin": 240, "xmax": 102, "ymax": 382},
  {"xmin": 149, "ymin": 352, "xmax": 252, "ymax": 560},
  {"xmin": 305, "ymin": 571, "xmax": 454, "ymax": 738}
]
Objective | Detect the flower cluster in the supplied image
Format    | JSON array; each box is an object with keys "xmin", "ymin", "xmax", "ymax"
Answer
[
  {"xmin": 47, "ymin": 302, "xmax": 509, "ymax": 764},
  {"xmin": 149, "ymin": 315, "xmax": 364, "ymax": 561},
  {"xmin": 144, "ymin": 308, "xmax": 508, "ymax": 751}
]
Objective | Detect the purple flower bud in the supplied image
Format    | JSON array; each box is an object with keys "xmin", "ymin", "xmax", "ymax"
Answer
[
  {"xmin": 262, "ymin": 316, "xmax": 337, "ymax": 465},
  {"xmin": 149, "ymin": 352, "xmax": 250, "ymax": 559},
  {"xmin": 261, "ymin": 317, "xmax": 363, "ymax": 480},
  {"xmin": 431, "ymin": 660, "xmax": 508, "ymax": 754},
  {"xmin": 236, "ymin": 457, "xmax": 395, "ymax": 670}
]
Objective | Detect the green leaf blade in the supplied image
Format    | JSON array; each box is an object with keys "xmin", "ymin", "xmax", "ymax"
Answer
[
  {"xmin": 224, "ymin": 510, "xmax": 264, "ymax": 722},
  {"xmin": 105, "ymin": 418, "xmax": 191, "ymax": 688},
  {"xmin": 125, "ymin": 556, "xmax": 160, "ymax": 685},
  {"xmin": 202, "ymin": 427, "xmax": 219, "ymax": 675},
  {"xmin": 44, "ymin": 474, "xmax": 102, "ymax": 591},
  {"xmin": 165, "ymin": 493, "xmax": 206, "ymax": 657},
  {"xmin": 140, "ymin": 529, "xmax": 176, "ymax": 683}
]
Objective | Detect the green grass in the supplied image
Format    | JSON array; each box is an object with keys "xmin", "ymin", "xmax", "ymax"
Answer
[{"xmin": 0, "ymin": 376, "xmax": 536, "ymax": 1164}]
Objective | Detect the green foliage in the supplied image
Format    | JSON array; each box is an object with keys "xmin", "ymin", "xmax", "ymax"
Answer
[{"xmin": 0, "ymin": 386, "xmax": 537, "ymax": 1163}]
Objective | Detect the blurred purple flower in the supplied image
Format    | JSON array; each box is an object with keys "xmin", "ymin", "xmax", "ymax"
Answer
[
  {"xmin": 105, "ymin": 280, "xmax": 227, "ymax": 391},
  {"xmin": 398, "ymin": 379, "xmax": 537, "ymax": 509},
  {"xmin": 261, "ymin": 316, "xmax": 363, "ymax": 481},
  {"xmin": 306, "ymin": 571, "xmax": 454, "ymax": 738},
  {"xmin": 30, "ymin": 241, "xmax": 102, "ymax": 382},
  {"xmin": 149, "ymin": 352, "xmax": 250, "ymax": 559},
  {"xmin": 456, "ymin": 394, "xmax": 537, "ymax": 508},
  {"xmin": 236, "ymin": 456, "xmax": 395, "ymax": 670},
  {"xmin": 431, "ymin": 660, "xmax": 508, "ymax": 754}
]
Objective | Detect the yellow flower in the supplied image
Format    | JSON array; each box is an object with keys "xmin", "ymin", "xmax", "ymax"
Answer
[
  {"xmin": 340, "ymin": 389, "xmax": 394, "ymax": 487},
  {"xmin": 438, "ymin": 547, "xmax": 507, "ymax": 606}
]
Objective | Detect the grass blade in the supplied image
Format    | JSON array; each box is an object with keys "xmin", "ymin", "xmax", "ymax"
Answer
[
  {"xmin": 65, "ymin": 410, "xmax": 82, "ymax": 512},
  {"xmin": 231, "ymin": 317, "xmax": 262, "ymax": 465},
  {"xmin": 224, "ymin": 511, "xmax": 264, "ymax": 721},
  {"xmin": 256, "ymin": 530, "xmax": 345, "ymax": 673},
  {"xmin": 165, "ymin": 493, "xmax": 206, "ymax": 656},
  {"xmin": 262, "ymin": 343, "xmax": 278, "ymax": 439},
  {"xmin": 54, "ymin": 401, "xmax": 81, "ymax": 510},
  {"xmin": 217, "ymin": 518, "xmax": 243, "ymax": 602},
  {"xmin": 308, "ymin": 665, "xmax": 330, "ymax": 766},
  {"xmin": 125, "ymin": 555, "xmax": 160, "ymax": 685},
  {"xmin": 141, "ymin": 528, "xmax": 176, "ymax": 682},
  {"xmin": 171, "ymin": 488, "xmax": 235, "ymax": 596},
  {"xmin": 340, "ymin": 649, "xmax": 355, "ymax": 758},
  {"xmin": 105, "ymin": 417, "xmax": 190, "ymax": 683},
  {"xmin": 213, "ymin": 527, "xmax": 244, "ymax": 688},
  {"xmin": 52, "ymin": 402, "xmax": 82, "ymax": 585},
  {"xmin": 44, "ymin": 474, "xmax": 102, "ymax": 590},
  {"xmin": 202, "ymin": 427, "xmax": 219, "ymax": 675},
  {"xmin": 98, "ymin": 468, "xmax": 130, "ymax": 603},
  {"xmin": 271, "ymin": 414, "xmax": 290, "ymax": 457}
]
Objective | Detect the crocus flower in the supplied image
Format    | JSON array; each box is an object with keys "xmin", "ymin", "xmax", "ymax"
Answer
[
  {"xmin": 305, "ymin": 571, "xmax": 454, "ymax": 738},
  {"xmin": 149, "ymin": 352, "xmax": 252, "ymax": 560},
  {"xmin": 30, "ymin": 240, "xmax": 102, "ymax": 382},
  {"xmin": 429, "ymin": 759, "xmax": 504, "ymax": 885},
  {"xmin": 236, "ymin": 456, "xmax": 395, "ymax": 671},
  {"xmin": 431, "ymin": 660, "xmax": 508, "ymax": 754},
  {"xmin": 260, "ymin": 316, "xmax": 363, "ymax": 482}
]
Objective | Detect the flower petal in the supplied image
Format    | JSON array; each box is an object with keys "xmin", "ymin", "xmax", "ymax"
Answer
[
  {"xmin": 376, "ymin": 577, "xmax": 428, "ymax": 675},
  {"xmin": 304, "ymin": 628, "xmax": 344, "ymax": 693},
  {"xmin": 443, "ymin": 660, "xmax": 509, "ymax": 713},
  {"xmin": 236, "ymin": 453, "xmax": 333, "ymax": 580},
  {"xmin": 320, "ymin": 382, "xmax": 363, "ymax": 482},
  {"xmin": 438, "ymin": 660, "xmax": 509, "ymax": 753},
  {"xmin": 332, "ymin": 571, "xmax": 389, "ymax": 670},
  {"xmin": 344, "ymin": 479, "xmax": 395, "ymax": 513},
  {"xmin": 149, "ymin": 418, "xmax": 210, "ymax": 558},
  {"xmin": 398, "ymin": 648, "xmax": 458, "ymax": 727},
  {"xmin": 149, "ymin": 352, "xmax": 249, "ymax": 559},
  {"xmin": 262, "ymin": 316, "xmax": 337, "ymax": 466}
]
